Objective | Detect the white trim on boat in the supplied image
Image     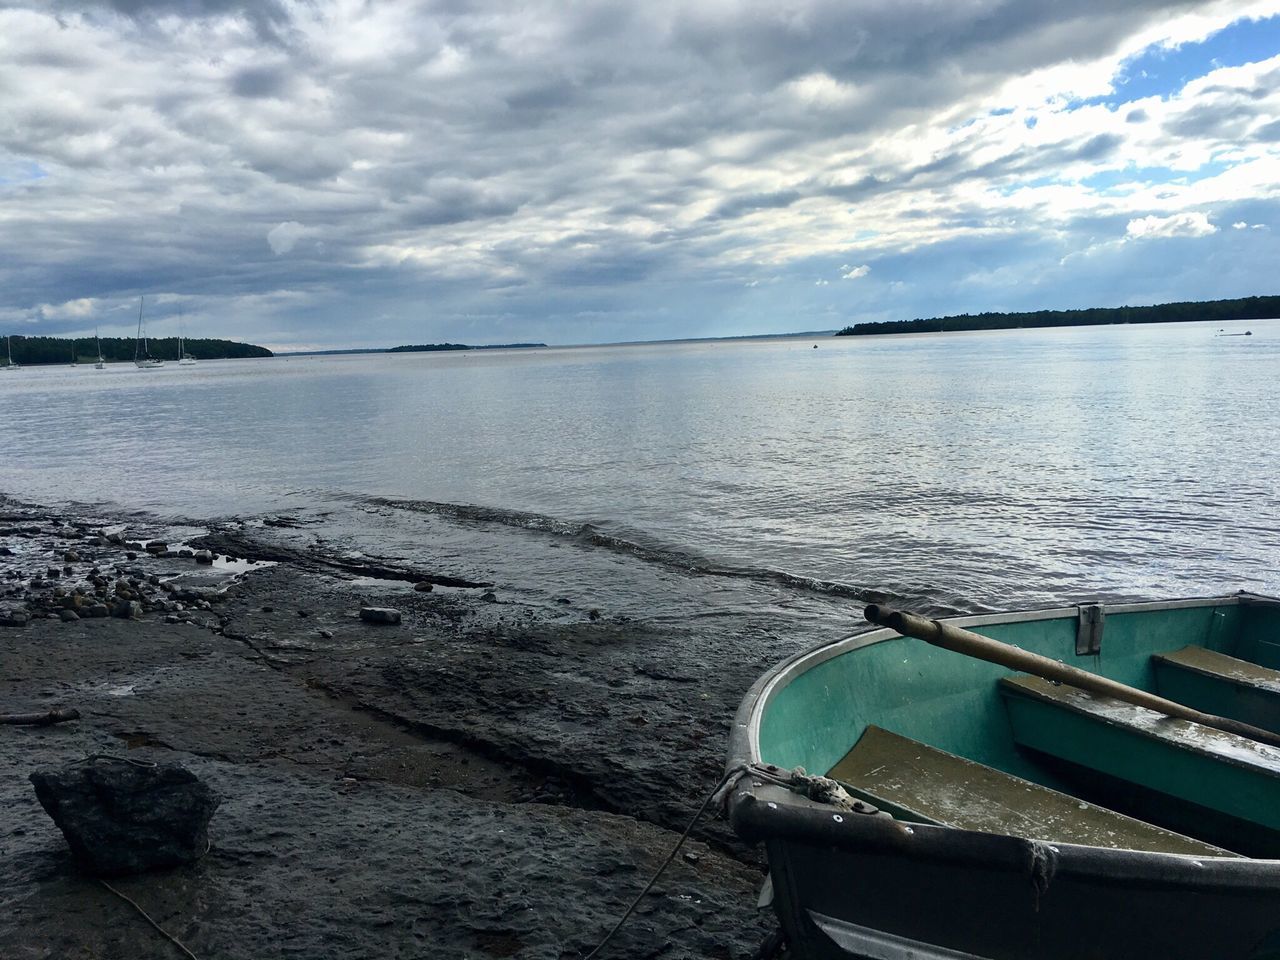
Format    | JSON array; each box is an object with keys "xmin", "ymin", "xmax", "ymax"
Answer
[{"xmin": 809, "ymin": 911, "xmax": 996, "ymax": 960}]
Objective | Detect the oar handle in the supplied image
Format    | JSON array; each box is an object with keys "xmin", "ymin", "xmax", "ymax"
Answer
[{"xmin": 864, "ymin": 604, "xmax": 1280, "ymax": 749}]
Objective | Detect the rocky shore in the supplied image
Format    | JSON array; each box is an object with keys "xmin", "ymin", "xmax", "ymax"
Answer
[{"xmin": 1, "ymin": 499, "xmax": 777, "ymax": 958}]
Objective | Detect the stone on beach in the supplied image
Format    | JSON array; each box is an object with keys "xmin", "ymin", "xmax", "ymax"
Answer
[
  {"xmin": 0, "ymin": 606, "xmax": 29, "ymax": 627},
  {"xmin": 360, "ymin": 606, "xmax": 402, "ymax": 624},
  {"xmin": 29, "ymin": 760, "xmax": 221, "ymax": 876},
  {"xmin": 194, "ymin": 550, "xmax": 214, "ymax": 565}
]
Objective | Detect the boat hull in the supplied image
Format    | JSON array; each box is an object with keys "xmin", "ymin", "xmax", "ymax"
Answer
[{"xmin": 728, "ymin": 594, "xmax": 1280, "ymax": 960}]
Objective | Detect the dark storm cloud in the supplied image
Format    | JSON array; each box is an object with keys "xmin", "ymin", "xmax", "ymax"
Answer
[{"xmin": 230, "ymin": 65, "xmax": 289, "ymax": 99}]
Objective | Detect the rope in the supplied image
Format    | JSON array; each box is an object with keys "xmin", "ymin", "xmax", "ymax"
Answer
[
  {"xmin": 76, "ymin": 753, "xmax": 158, "ymax": 768},
  {"xmin": 98, "ymin": 879, "xmax": 201, "ymax": 960},
  {"xmin": 582, "ymin": 764, "xmax": 750, "ymax": 960}
]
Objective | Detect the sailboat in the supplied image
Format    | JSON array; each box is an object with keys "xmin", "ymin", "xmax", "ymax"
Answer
[
  {"xmin": 69, "ymin": 340, "xmax": 78, "ymax": 367},
  {"xmin": 133, "ymin": 297, "xmax": 163, "ymax": 369},
  {"xmin": 177, "ymin": 309, "xmax": 196, "ymax": 365},
  {"xmin": 94, "ymin": 328, "xmax": 106, "ymax": 369},
  {"xmin": 3, "ymin": 335, "xmax": 19, "ymax": 370}
]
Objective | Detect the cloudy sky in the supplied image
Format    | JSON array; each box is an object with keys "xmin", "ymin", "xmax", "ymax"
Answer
[{"xmin": 2, "ymin": 0, "xmax": 1279, "ymax": 350}]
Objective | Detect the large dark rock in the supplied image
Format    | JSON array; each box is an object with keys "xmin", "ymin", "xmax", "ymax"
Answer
[{"xmin": 29, "ymin": 759, "xmax": 220, "ymax": 876}]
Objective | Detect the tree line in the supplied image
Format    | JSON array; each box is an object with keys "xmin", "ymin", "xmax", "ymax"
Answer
[
  {"xmin": 388, "ymin": 342, "xmax": 546, "ymax": 352},
  {"xmin": 835, "ymin": 295, "xmax": 1280, "ymax": 336},
  {"xmin": 1, "ymin": 335, "xmax": 273, "ymax": 365}
]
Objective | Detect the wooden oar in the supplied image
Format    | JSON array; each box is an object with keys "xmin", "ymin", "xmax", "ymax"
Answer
[{"xmin": 864, "ymin": 604, "xmax": 1280, "ymax": 749}]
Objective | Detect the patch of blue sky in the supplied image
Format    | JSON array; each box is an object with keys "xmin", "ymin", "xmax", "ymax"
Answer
[
  {"xmin": 0, "ymin": 160, "xmax": 48, "ymax": 186},
  {"xmin": 1087, "ymin": 14, "xmax": 1280, "ymax": 109},
  {"xmin": 1079, "ymin": 159, "xmax": 1230, "ymax": 193}
]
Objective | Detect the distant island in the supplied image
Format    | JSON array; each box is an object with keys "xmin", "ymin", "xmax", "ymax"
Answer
[
  {"xmin": 836, "ymin": 295, "xmax": 1280, "ymax": 337},
  {"xmin": 1, "ymin": 335, "xmax": 272, "ymax": 365},
  {"xmin": 388, "ymin": 342, "xmax": 546, "ymax": 353}
]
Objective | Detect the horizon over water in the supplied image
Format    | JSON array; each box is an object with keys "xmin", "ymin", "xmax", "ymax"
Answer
[{"xmin": 2, "ymin": 317, "xmax": 1278, "ymax": 638}]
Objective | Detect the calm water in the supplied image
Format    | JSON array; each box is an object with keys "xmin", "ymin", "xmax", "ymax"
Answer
[{"xmin": 2, "ymin": 319, "xmax": 1277, "ymax": 624}]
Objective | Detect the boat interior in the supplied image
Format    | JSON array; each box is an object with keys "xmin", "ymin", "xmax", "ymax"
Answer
[{"xmin": 756, "ymin": 596, "xmax": 1280, "ymax": 858}]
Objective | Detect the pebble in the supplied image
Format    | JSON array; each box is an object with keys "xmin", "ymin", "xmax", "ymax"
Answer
[
  {"xmin": 413, "ymin": 581, "xmax": 434, "ymax": 592},
  {"xmin": 59, "ymin": 609, "xmax": 80, "ymax": 622},
  {"xmin": 359, "ymin": 607, "xmax": 402, "ymax": 625}
]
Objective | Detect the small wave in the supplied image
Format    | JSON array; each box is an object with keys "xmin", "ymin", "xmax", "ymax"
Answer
[{"xmin": 349, "ymin": 493, "xmax": 964, "ymax": 614}]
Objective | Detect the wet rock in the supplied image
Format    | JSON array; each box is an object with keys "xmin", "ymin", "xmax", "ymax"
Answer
[
  {"xmin": 413, "ymin": 581, "xmax": 434, "ymax": 592},
  {"xmin": 113, "ymin": 600, "xmax": 143, "ymax": 620},
  {"xmin": 29, "ymin": 760, "xmax": 220, "ymax": 876},
  {"xmin": 84, "ymin": 603, "xmax": 110, "ymax": 619},
  {"xmin": 145, "ymin": 541, "xmax": 168, "ymax": 554},
  {"xmin": 480, "ymin": 591, "xmax": 497, "ymax": 603},
  {"xmin": 58, "ymin": 609, "xmax": 80, "ymax": 622},
  {"xmin": 0, "ymin": 606, "xmax": 29, "ymax": 627},
  {"xmin": 194, "ymin": 550, "xmax": 214, "ymax": 565},
  {"xmin": 359, "ymin": 607, "xmax": 402, "ymax": 625},
  {"xmin": 63, "ymin": 551, "xmax": 80, "ymax": 563}
]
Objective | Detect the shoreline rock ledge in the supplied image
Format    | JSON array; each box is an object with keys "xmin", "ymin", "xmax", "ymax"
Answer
[{"xmin": 29, "ymin": 758, "xmax": 221, "ymax": 876}]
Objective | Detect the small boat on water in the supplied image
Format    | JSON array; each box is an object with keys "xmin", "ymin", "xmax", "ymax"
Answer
[
  {"xmin": 133, "ymin": 296, "xmax": 163, "ymax": 369},
  {"xmin": 727, "ymin": 593, "xmax": 1280, "ymax": 960},
  {"xmin": 3, "ymin": 334, "xmax": 19, "ymax": 370}
]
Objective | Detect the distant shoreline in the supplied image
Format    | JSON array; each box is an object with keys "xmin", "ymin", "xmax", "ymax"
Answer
[{"xmin": 836, "ymin": 295, "xmax": 1280, "ymax": 337}]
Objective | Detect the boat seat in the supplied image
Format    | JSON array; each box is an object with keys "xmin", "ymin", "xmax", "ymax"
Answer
[
  {"xmin": 826, "ymin": 725, "xmax": 1230, "ymax": 856},
  {"xmin": 1000, "ymin": 674, "xmax": 1280, "ymax": 833},
  {"xmin": 1153, "ymin": 646, "xmax": 1280, "ymax": 734}
]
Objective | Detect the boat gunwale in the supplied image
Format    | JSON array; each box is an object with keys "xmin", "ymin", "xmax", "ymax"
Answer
[{"xmin": 726, "ymin": 591, "xmax": 1280, "ymax": 869}]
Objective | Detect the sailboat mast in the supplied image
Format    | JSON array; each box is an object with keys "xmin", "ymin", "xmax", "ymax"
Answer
[{"xmin": 135, "ymin": 296, "xmax": 145, "ymax": 360}]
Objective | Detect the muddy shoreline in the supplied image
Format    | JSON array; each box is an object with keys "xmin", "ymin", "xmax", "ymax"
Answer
[{"xmin": 1, "ymin": 498, "xmax": 776, "ymax": 958}]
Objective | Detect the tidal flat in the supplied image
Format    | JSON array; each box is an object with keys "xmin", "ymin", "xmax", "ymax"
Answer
[{"xmin": 0, "ymin": 498, "xmax": 774, "ymax": 959}]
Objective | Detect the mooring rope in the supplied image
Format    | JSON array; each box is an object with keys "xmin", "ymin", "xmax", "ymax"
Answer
[
  {"xmin": 582, "ymin": 764, "xmax": 752, "ymax": 960},
  {"xmin": 98, "ymin": 879, "xmax": 201, "ymax": 960}
]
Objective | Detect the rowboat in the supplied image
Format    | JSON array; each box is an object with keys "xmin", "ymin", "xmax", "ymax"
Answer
[{"xmin": 726, "ymin": 593, "xmax": 1280, "ymax": 960}]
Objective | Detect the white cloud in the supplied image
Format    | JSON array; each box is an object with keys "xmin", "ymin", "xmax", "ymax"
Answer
[
  {"xmin": 267, "ymin": 221, "xmax": 307, "ymax": 255},
  {"xmin": 1125, "ymin": 212, "xmax": 1218, "ymax": 240},
  {"xmin": 815, "ymin": 279, "xmax": 829, "ymax": 286},
  {"xmin": 841, "ymin": 264, "xmax": 870, "ymax": 280}
]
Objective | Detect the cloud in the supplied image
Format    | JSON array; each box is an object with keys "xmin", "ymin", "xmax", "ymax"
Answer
[
  {"xmin": 1125, "ymin": 212, "xmax": 1219, "ymax": 239},
  {"xmin": 266, "ymin": 221, "xmax": 307, "ymax": 255},
  {"xmin": 0, "ymin": 2, "xmax": 1278, "ymax": 347}
]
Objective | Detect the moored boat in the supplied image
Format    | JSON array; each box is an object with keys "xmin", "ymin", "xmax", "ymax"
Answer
[
  {"xmin": 134, "ymin": 296, "xmax": 163, "ymax": 369},
  {"xmin": 727, "ymin": 593, "xmax": 1280, "ymax": 960}
]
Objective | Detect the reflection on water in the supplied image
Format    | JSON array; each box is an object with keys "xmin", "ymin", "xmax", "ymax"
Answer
[{"xmin": 2, "ymin": 318, "xmax": 1278, "ymax": 613}]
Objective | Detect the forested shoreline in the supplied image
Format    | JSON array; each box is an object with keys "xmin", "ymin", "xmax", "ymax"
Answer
[
  {"xmin": 836, "ymin": 295, "xmax": 1280, "ymax": 336},
  {"xmin": 1, "ymin": 335, "xmax": 272, "ymax": 365}
]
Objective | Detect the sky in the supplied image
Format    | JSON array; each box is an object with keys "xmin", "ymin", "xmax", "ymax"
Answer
[{"xmin": 1, "ymin": 1, "xmax": 1279, "ymax": 350}]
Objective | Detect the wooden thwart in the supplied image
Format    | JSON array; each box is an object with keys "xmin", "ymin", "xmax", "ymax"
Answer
[{"xmin": 829, "ymin": 725, "xmax": 1232, "ymax": 856}]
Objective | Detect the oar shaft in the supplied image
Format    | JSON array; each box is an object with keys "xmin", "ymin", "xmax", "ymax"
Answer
[{"xmin": 864, "ymin": 605, "xmax": 1280, "ymax": 749}]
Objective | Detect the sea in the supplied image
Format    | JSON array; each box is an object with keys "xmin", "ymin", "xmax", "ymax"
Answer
[{"xmin": 2, "ymin": 317, "xmax": 1277, "ymax": 648}]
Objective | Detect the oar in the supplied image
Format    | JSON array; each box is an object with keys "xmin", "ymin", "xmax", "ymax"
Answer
[{"xmin": 864, "ymin": 604, "xmax": 1280, "ymax": 749}]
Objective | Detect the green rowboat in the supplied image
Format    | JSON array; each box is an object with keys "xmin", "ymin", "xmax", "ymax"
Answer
[{"xmin": 727, "ymin": 593, "xmax": 1280, "ymax": 960}]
